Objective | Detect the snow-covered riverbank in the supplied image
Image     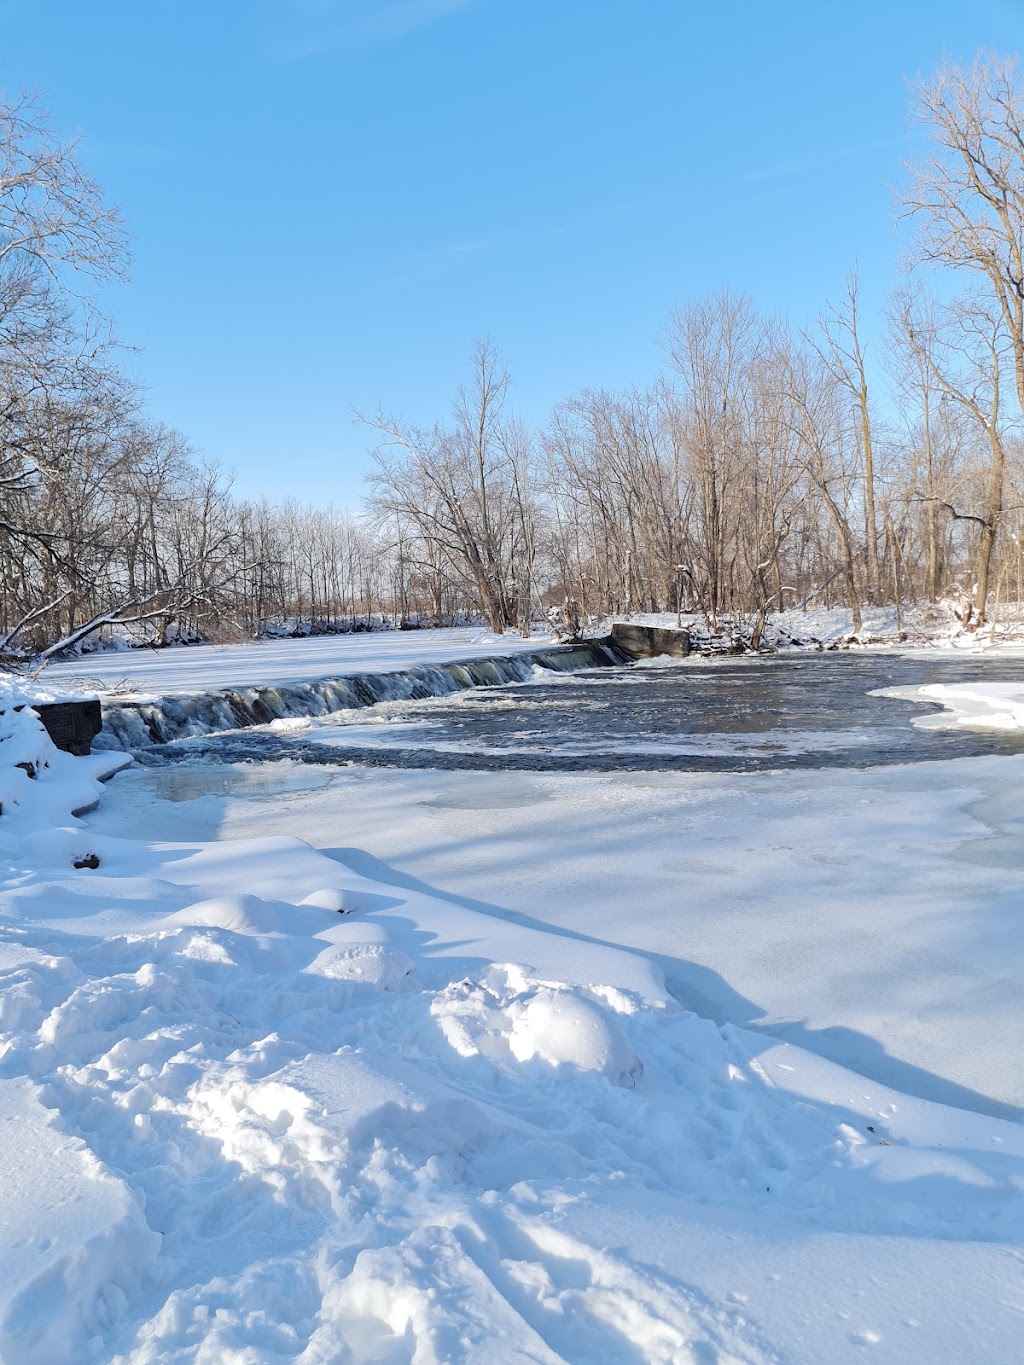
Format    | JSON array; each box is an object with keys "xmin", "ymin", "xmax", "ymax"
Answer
[
  {"xmin": 1, "ymin": 681, "xmax": 1022, "ymax": 1361},
  {"xmin": 615, "ymin": 602, "xmax": 1024, "ymax": 653}
]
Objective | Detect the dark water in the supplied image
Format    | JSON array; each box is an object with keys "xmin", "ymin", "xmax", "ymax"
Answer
[{"xmin": 137, "ymin": 652, "xmax": 1024, "ymax": 773}]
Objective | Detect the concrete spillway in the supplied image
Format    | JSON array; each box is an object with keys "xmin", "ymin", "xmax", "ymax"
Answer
[{"xmin": 96, "ymin": 639, "xmax": 628, "ymax": 750}]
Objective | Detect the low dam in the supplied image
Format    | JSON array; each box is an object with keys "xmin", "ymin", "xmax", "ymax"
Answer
[
  {"xmin": 96, "ymin": 638, "xmax": 629, "ymax": 749},
  {"xmin": 33, "ymin": 699, "xmax": 103, "ymax": 755}
]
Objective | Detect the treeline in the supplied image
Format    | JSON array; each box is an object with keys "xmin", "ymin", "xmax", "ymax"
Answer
[
  {"xmin": 0, "ymin": 95, "xmax": 404, "ymax": 658},
  {"xmin": 5, "ymin": 57, "xmax": 1024, "ymax": 657},
  {"xmin": 367, "ymin": 58, "xmax": 1024, "ymax": 640},
  {"xmin": 369, "ymin": 296, "xmax": 1024, "ymax": 643}
]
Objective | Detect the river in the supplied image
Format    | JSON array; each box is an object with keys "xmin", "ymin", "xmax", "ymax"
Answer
[{"xmin": 123, "ymin": 649, "xmax": 1024, "ymax": 772}]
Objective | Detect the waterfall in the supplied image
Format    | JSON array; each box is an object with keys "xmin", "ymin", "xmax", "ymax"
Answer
[{"xmin": 96, "ymin": 640, "xmax": 626, "ymax": 750}]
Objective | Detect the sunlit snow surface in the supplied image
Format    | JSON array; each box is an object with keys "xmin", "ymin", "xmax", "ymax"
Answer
[
  {"xmin": 880, "ymin": 680, "xmax": 1024, "ymax": 732},
  {"xmin": 7, "ymin": 653, "xmax": 1024, "ymax": 1361}
]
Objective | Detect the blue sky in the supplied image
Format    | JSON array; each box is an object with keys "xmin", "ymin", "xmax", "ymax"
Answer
[{"xmin": 2, "ymin": 0, "xmax": 1022, "ymax": 502}]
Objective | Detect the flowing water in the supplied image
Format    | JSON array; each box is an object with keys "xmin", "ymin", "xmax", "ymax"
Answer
[{"xmin": 112, "ymin": 648, "xmax": 1024, "ymax": 773}]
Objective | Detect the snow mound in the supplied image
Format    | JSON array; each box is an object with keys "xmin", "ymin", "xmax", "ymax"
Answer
[
  {"xmin": 432, "ymin": 965, "xmax": 641, "ymax": 1083},
  {"xmin": 508, "ymin": 985, "xmax": 639, "ymax": 1079},
  {"xmin": 159, "ymin": 891, "xmax": 334, "ymax": 938},
  {"xmin": 0, "ymin": 689, "xmax": 127, "ymax": 831},
  {"xmin": 305, "ymin": 939, "xmax": 417, "ymax": 989},
  {"xmin": 299, "ymin": 885, "xmax": 353, "ymax": 912}
]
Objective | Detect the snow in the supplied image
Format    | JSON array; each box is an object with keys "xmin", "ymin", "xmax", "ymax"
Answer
[
  {"xmin": 0, "ymin": 688, "xmax": 129, "ymax": 827},
  {"xmin": 156, "ymin": 757, "xmax": 1024, "ymax": 1120},
  {"xmin": 0, "ymin": 1077, "xmax": 160, "ymax": 1365},
  {"xmin": 882, "ymin": 681, "xmax": 1024, "ymax": 731},
  {"xmin": 615, "ymin": 605, "xmax": 910, "ymax": 645},
  {"xmin": 39, "ymin": 628, "xmax": 551, "ymax": 700},
  {"xmin": 4, "ymin": 680, "xmax": 1024, "ymax": 1360}
]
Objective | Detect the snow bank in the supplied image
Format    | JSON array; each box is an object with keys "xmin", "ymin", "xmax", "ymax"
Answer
[
  {"xmin": 0, "ymin": 687, "xmax": 128, "ymax": 828},
  {"xmin": 4, "ymin": 697, "xmax": 1024, "ymax": 1359},
  {"xmin": 611, "ymin": 606, "xmax": 912, "ymax": 647},
  {"xmin": 882, "ymin": 681, "xmax": 1024, "ymax": 732},
  {"xmin": 613, "ymin": 602, "xmax": 1024, "ymax": 652}
]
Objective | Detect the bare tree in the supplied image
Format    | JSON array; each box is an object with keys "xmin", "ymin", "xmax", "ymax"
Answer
[
  {"xmin": 889, "ymin": 287, "xmax": 981, "ymax": 605},
  {"xmin": 784, "ymin": 344, "xmax": 865, "ymax": 633},
  {"xmin": 902, "ymin": 54, "xmax": 1024, "ymax": 616},
  {"xmin": 893, "ymin": 285, "xmax": 1013, "ymax": 621},
  {"xmin": 814, "ymin": 270, "xmax": 883, "ymax": 602},
  {"xmin": 363, "ymin": 342, "xmax": 535, "ymax": 634},
  {"xmin": 663, "ymin": 292, "xmax": 760, "ymax": 625}
]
